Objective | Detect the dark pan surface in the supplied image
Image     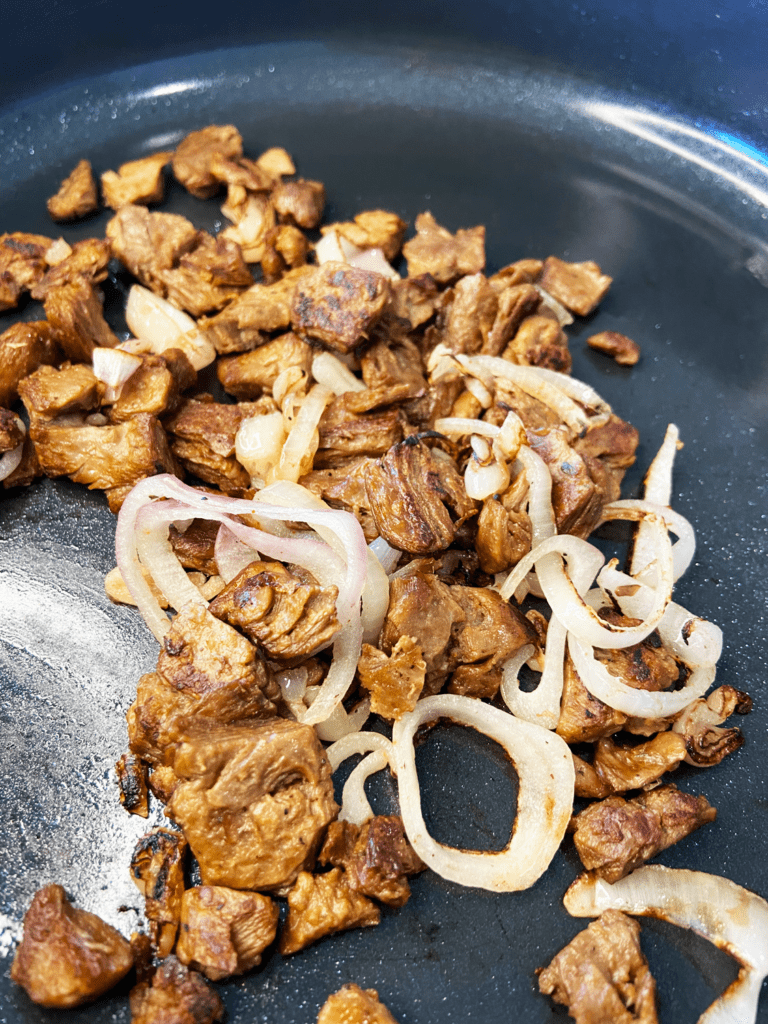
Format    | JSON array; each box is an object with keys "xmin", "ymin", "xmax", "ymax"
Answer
[{"xmin": 1, "ymin": 40, "xmax": 767, "ymax": 1023}]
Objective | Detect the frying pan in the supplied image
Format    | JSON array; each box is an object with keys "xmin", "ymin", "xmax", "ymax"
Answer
[{"xmin": 1, "ymin": 4, "xmax": 767, "ymax": 1022}]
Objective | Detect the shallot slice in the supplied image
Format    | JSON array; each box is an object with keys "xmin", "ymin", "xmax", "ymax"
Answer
[
  {"xmin": 564, "ymin": 866, "xmax": 768, "ymax": 1024},
  {"xmin": 392, "ymin": 694, "xmax": 574, "ymax": 892},
  {"xmin": 125, "ymin": 284, "xmax": 216, "ymax": 370}
]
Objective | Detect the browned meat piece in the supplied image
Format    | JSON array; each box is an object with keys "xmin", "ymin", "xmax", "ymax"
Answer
[
  {"xmin": 47, "ymin": 159, "xmax": 99, "ymax": 221},
  {"xmin": 169, "ymin": 518, "xmax": 219, "ymax": 575},
  {"xmin": 256, "ymin": 146, "xmax": 296, "ymax": 179},
  {"xmin": 204, "ymin": 272, "xmax": 311, "ymax": 355},
  {"xmin": 217, "ymin": 331, "xmax": 312, "ymax": 397},
  {"xmin": 29, "ymin": 413, "xmax": 176, "ymax": 502},
  {"xmin": 106, "ymin": 204, "xmax": 252, "ymax": 316},
  {"xmin": 0, "ymin": 232, "xmax": 54, "ymax": 310},
  {"xmin": 101, "ymin": 151, "xmax": 173, "ymax": 210},
  {"xmin": 176, "ymin": 886, "xmax": 279, "ymax": 980},
  {"xmin": 357, "ymin": 636, "xmax": 426, "ymax": 719},
  {"xmin": 590, "ymin": 733, "xmax": 688, "ymax": 793},
  {"xmin": 489, "ymin": 379, "xmax": 563, "ymax": 434},
  {"xmin": 129, "ymin": 956, "xmax": 224, "ymax": 1024},
  {"xmin": 44, "ymin": 278, "xmax": 119, "ymax": 361},
  {"xmin": 30, "ymin": 237, "xmax": 111, "ymax": 300},
  {"xmin": 402, "ymin": 212, "xmax": 485, "ymax": 284},
  {"xmin": 291, "ymin": 262, "xmax": 390, "ymax": 353},
  {"xmin": 272, "ymin": 178, "xmax": 326, "ymax": 229},
  {"xmin": 209, "ymin": 151, "xmax": 274, "ymax": 192},
  {"xmin": 673, "ymin": 684, "xmax": 752, "ymax": 766},
  {"xmin": 172, "ymin": 124, "xmax": 243, "ymax": 198},
  {"xmin": 482, "ymin": 282, "xmax": 541, "ymax": 356},
  {"xmin": 539, "ymin": 256, "xmax": 612, "ymax": 316},
  {"xmin": 18, "ymin": 363, "xmax": 104, "ymax": 422},
  {"xmin": 318, "ymin": 984, "xmax": 400, "ymax": 1024},
  {"xmin": 2, "ymin": 435, "xmax": 42, "ymax": 490},
  {"xmin": 279, "ymin": 869, "xmax": 380, "ymax": 955},
  {"xmin": 319, "ymin": 816, "xmax": 424, "ymax": 908},
  {"xmin": 403, "ymin": 377, "xmax": 465, "ymax": 432},
  {"xmin": 573, "ymin": 754, "xmax": 613, "ymax": 800},
  {"xmin": 595, "ymin": 629, "xmax": 679, "ymax": 694},
  {"xmin": 169, "ymin": 717, "xmax": 338, "ymax": 891},
  {"xmin": 0, "ymin": 408, "xmax": 24, "ymax": 453},
  {"xmin": 116, "ymin": 752, "xmax": 149, "ymax": 817},
  {"xmin": 131, "ymin": 827, "xmax": 187, "ymax": 957},
  {"xmin": 322, "ymin": 210, "xmax": 407, "ymax": 261},
  {"xmin": 210, "ymin": 560, "xmax": 340, "ymax": 660},
  {"xmin": 439, "ymin": 273, "xmax": 498, "ymax": 354},
  {"xmin": 11, "ymin": 884, "xmax": 133, "ymax": 1009},
  {"xmin": 110, "ymin": 349, "xmax": 195, "ymax": 423},
  {"xmin": 571, "ymin": 785, "xmax": 717, "ymax": 882},
  {"xmin": 349, "ymin": 338, "xmax": 427, "ymax": 412},
  {"xmin": 261, "ymin": 223, "xmax": 309, "ymax": 280},
  {"xmin": 0, "ymin": 321, "xmax": 58, "ymax": 407},
  {"xmin": 587, "ymin": 330, "xmax": 641, "ymax": 366},
  {"xmin": 557, "ymin": 655, "xmax": 627, "ymax": 744},
  {"xmin": 316, "ymin": 396, "xmax": 403, "ymax": 466},
  {"xmin": 149, "ymin": 765, "xmax": 179, "ymax": 805},
  {"xmin": 127, "ymin": 604, "xmax": 278, "ymax": 765},
  {"xmin": 388, "ymin": 274, "xmax": 441, "ymax": 329},
  {"xmin": 165, "ymin": 398, "xmax": 250, "ymax": 493},
  {"xmin": 219, "ymin": 189, "xmax": 276, "ymax": 262},
  {"xmin": 504, "ymin": 313, "xmax": 572, "ymax": 373},
  {"xmin": 573, "ymin": 415, "xmax": 640, "ymax": 507},
  {"xmin": 364, "ymin": 439, "xmax": 477, "ymax": 555},
  {"xmin": 538, "ymin": 909, "xmax": 658, "ymax": 1024},
  {"xmin": 475, "ymin": 471, "xmax": 532, "ymax": 574},
  {"xmin": 488, "ymin": 258, "xmax": 544, "ymax": 290},
  {"xmin": 301, "ymin": 456, "xmax": 380, "ymax": 541},
  {"xmin": 529, "ymin": 427, "xmax": 603, "ymax": 537}
]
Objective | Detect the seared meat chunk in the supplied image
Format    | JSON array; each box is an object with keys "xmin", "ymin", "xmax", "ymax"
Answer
[
  {"xmin": 172, "ymin": 124, "xmax": 243, "ymax": 198},
  {"xmin": 573, "ymin": 415, "xmax": 640, "ymax": 507},
  {"xmin": 115, "ymin": 752, "xmax": 149, "ymax": 817},
  {"xmin": 129, "ymin": 956, "xmax": 224, "ymax": 1024},
  {"xmin": 573, "ymin": 754, "xmax": 613, "ymax": 800},
  {"xmin": 351, "ymin": 338, "xmax": 427, "ymax": 412},
  {"xmin": 217, "ymin": 332, "xmax": 312, "ymax": 397},
  {"xmin": 131, "ymin": 827, "xmax": 187, "ymax": 957},
  {"xmin": 588, "ymin": 733, "xmax": 688, "ymax": 794},
  {"xmin": 127, "ymin": 604, "xmax": 278, "ymax": 765},
  {"xmin": 402, "ymin": 212, "xmax": 485, "ymax": 284},
  {"xmin": 292, "ymin": 262, "xmax": 390, "ymax": 353},
  {"xmin": 587, "ymin": 330, "xmax": 641, "ymax": 366},
  {"xmin": 107, "ymin": 204, "xmax": 252, "ymax": 316},
  {"xmin": 489, "ymin": 258, "xmax": 544, "ymax": 290},
  {"xmin": 672, "ymin": 684, "xmax": 752, "ymax": 765},
  {"xmin": 2, "ymin": 435, "xmax": 41, "ymax": 490},
  {"xmin": 47, "ymin": 159, "xmax": 99, "ymax": 221},
  {"xmin": 388, "ymin": 273, "xmax": 441, "ymax": 329},
  {"xmin": 220, "ymin": 190, "xmax": 276, "ymax": 262},
  {"xmin": 165, "ymin": 398, "xmax": 250, "ymax": 493},
  {"xmin": 149, "ymin": 765, "xmax": 180, "ymax": 805},
  {"xmin": 176, "ymin": 886, "xmax": 279, "ymax": 980},
  {"xmin": 571, "ymin": 785, "xmax": 716, "ymax": 882},
  {"xmin": 261, "ymin": 223, "xmax": 309, "ymax": 280},
  {"xmin": 316, "ymin": 395, "xmax": 402, "ymax": 466},
  {"xmin": 0, "ymin": 408, "xmax": 24, "ymax": 453},
  {"xmin": 0, "ymin": 321, "xmax": 58, "ymax": 407},
  {"xmin": 11, "ymin": 885, "xmax": 133, "ymax": 1009},
  {"xmin": 101, "ymin": 151, "xmax": 173, "ymax": 209},
  {"xmin": 169, "ymin": 518, "xmax": 220, "ymax": 575},
  {"xmin": 301, "ymin": 456, "xmax": 380, "ymax": 541},
  {"xmin": 322, "ymin": 210, "xmax": 407, "ymax": 261},
  {"xmin": 539, "ymin": 256, "xmax": 612, "ymax": 317},
  {"xmin": 110, "ymin": 349, "xmax": 195, "ymax": 423},
  {"xmin": 30, "ymin": 237, "xmax": 111, "ymax": 300},
  {"xmin": 273, "ymin": 178, "xmax": 326, "ymax": 229},
  {"xmin": 440, "ymin": 273, "xmax": 498, "ymax": 354},
  {"xmin": 504, "ymin": 313, "xmax": 571, "ymax": 373},
  {"xmin": 44, "ymin": 278, "xmax": 119, "ymax": 361},
  {"xmin": 318, "ymin": 984, "xmax": 400, "ymax": 1024},
  {"xmin": 0, "ymin": 232, "xmax": 54, "ymax": 311},
  {"xmin": 595, "ymin": 628, "xmax": 679, "ymax": 694},
  {"xmin": 357, "ymin": 636, "xmax": 426, "ymax": 719},
  {"xmin": 529, "ymin": 427, "xmax": 604, "ymax": 537},
  {"xmin": 209, "ymin": 560, "xmax": 340, "ymax": 661},
  {"xmin": 557, "ymin": 654, "xmax": 627, "ymax": 744},
  {"xmin": 279, "ymin": 869, "xmax": 380, "ymax": 955},
  {"xmin": 538, "ymin": 909, "xmax": 658, "ymax": 1024},
  {"xmin": 19, "ymin": 363, "xmax": 104, "ymax": 423},
  {"xmin": 168, "ymin": 717, "xmax": 338, "ymax": 890},
  {"xmin": 482, "ymin": 282, "xmax": 541, "ymax": 356},
  {"xmin": 319, "ymin": 816, "xmax": 424, "ymax": 907},
  {"xmin": 475, "ymin": 472, "xmax": 532, "ymax": 573},
  {"xmin": 364, "ymin": 439, "xmax": 477, "ymax": 555},
  {"xmin": 210, "ymin": 151, "xmax": 274, "ymax": 191},
  {"xmin": 204, "ymin": 272, "xmax": 310, "ymax": 354},
  {"xmin": 256, "ymin": 146, "xmax": 296, "ymax": 179}
]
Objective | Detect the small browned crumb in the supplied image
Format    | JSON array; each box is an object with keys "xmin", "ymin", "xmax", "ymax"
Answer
[
  {"xmin": 47, "ymin": 160, "xmax": 99, "ymax": 221},
  {"xmin": 317, "ymin": 983, "xmax": 400, "ymax": 1023},
  {"xmin": 11, "ymin": 885, "xmax": 133, "ymax": 1008},
  {"xmin": 357, "ymin": 636, "xmax": 426, "ymax": 719},
  {"xmin": 587, "ymin": 330, "xmax": 641, "ymax": 366},
  {"xmin": 101, "ymin": 151, "xmax": 173, "ymax": 210},
  {"xmin": 115, "ymin": 752, "xmax": 149, "ymax": 817},
  {"xmin": 129, "ymin": 955, "xmax": 224, "ymax": 1024}
]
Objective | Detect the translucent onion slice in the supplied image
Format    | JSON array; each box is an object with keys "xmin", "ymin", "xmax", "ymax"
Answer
[
  {"xmin": 391, "ymin": 694, "xmax": 575, "ymax": 892},
  {"xmin": 298, "ymin": 619, "xmax": 364, "ymax": 727},
  {"xmin": 434, "ymin": 417, "xmax": 500, "ymax": 439},
  {"xmin": 603, "ymin": 498, "xmax": 694, "ymax": 584},
  {"xmin": 564, "ymin": 866, "xmax": 768, "ymax": 1024},
  {"xmin": 534, "ymin": 285, "xmax": 574, "ymax": 326},
  {"xmin": 368, "ymin": 536, "xmax": 401, "ymax": 575},
  {"xmin": 135, "ymin": 504, "xmax": 207, "ymax": 614},
  {"xmin": 125, "ymin": 284, "xmax": 216, "ymax": 370},
  {"xmin": 311, "ymin": 352, "xmax": 366, "ymax": 395},
  {"xmin": 92, "ymin": 347, "xmax": 142, "ymax": 403},
  {"xmin": 326, "ymin": 731, "xmax": 396, "ymax": 773},
  {"xmin": 276, "ymin": 383, "xmax": 334, "ymax": 483},
  {"xmin": 235, "ymin": 412, "xmax": 286, "ymax": 486},
  {"xmin": 213, "ymin": 526, "xmax": 259, "ymax": 583},
  {"xmin": 630, "ymin": 423, "xmax": 680, "ymax": 581},
  {"xmin": 339, "ymin": 750, "xmax": 388, "ymax": 825},
  {"xmin": 0, "ymin": 416, "xmax": 25, "ymax": 483}
]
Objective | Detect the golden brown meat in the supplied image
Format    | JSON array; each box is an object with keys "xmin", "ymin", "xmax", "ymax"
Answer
[
  {"xmin": 488, "ymin": 258, "xmax": 544, "ymax": 290},
  {"xmin": 0, "ymin": 232, "xmax": 53, "ymax": 310},
  {"xmin": 204, "ymin": 274, "xmax": 310, "ymax": 354},
  {"xmin": 0, "ymin": 408, "xmax": 24, "ymax": 453},
  {"xmin": 217, "ymin": 332, "xmax": 312, "ymax": 397},
  {"xmin": 504, "ymin": 312, "xmax": 572, "ymax": 372},
  {"xmin": 165, "ymin": 398, "xmax": 251, "ymax": 493},
  {"xmin": 30, "ymin": 237, "xmax": 112, "ymax": 301},
  {"xmin": 589, "ymin": 733, "xmax": 688, "ymax": 794},
  {"xmin": 168, "ymin": 716, "xmax": 338, "ymax": 891},
  {"xmin": 350, "ymin": 337, "xmax": 427, "ymax": 412},
  {"xmin": 587, "ymin": 330, "xmax": 641, "ymax": 366},
  {"xmin": 11, "ymin": 885, "xmax": 133, "ymax": 1009},
  {"xmin": 18, "ymin": 362, "xmax": 104, "ymax": 422},
  {"xmin": 439, "ymin": 273, "xmax": 498, "ymax": 354},
  {"xmin": 319, "ymin": 816, "xmax": 424, "ymax": 907},
  {"xmin": 130, "ymin": 827, "xmax": 187, "ymax": 957},
  {"xmin": 209, "ymin": 560, "xmax": 340, "ymax": 661},
  {"xmin": 110, "ymin": 349, "xmax": 195, "ymax": 423},
  {"xmin": 475, "ymin": 472, "xmax": 532, "ymax": 574},
  {"xmin": 357, "ymin": 636, "xmax": 426, "ymax": 719},
  {"xmin": 317, "ymin": 984, "xmax": 400, "ymax": 1024},
  {"xmin": 0, "ymin": 321, "xmax": 58, "ymax": 408},
  {"xmin": 272, "ymin": 178, "xmax": 326, "ymax": 229},
  {"xmin": 322, "ymin": 210, "xmax": 407, "ymax": 260},
  {"xmin": 571, "ymin": 785, "xmax": 717, "ymax": 882},
  {"xmin": 529, "ymin": 427, "xmax": 603, "ymax": 538},
  {"xmin": 539, "ymin": 256, "xmax": 612, "ymax": 316},
  {"xmin": 47, "ymin": 159, "xmax": 99, "ymax": 221},
  {"xmin": 291, "ymin": 262, "xmax": 390, "ymax": 353},
  {"xmin": 101, "ymin": 151, "xmax": 173, "ymax": 210},
  {"xmin": 168, "ymin": 518, "xmax": 220, "ymax": 574},
  {"xmin": 301, "ymin": 456, "xmax": 380, "ymax": 541},
  {"xmin": 538, "ymin": 909, "xmax": 658, "ymax": 1024},
  {"xmin": 44, "ymin": 277, "xmax": 119, "ymax": 361},
  {"xmin": 387, "ymin": 273, "xmax": 441, "ymax": 329},
  {"xmin": 402, "ymin": 212, "xmax": 485, "ymax": 284},
  {"xmin": 316, "ymin": 396, "xmax": 403, "ymax": 466},
  {"xmin": 482, "ymin": 282, "xmax": 541, "ymax": 356},
  {"xmin": 115, "ymin": 752, "xmax": 149, "ymax": 817},
  {"xmin": 129, "ymin": 956, "xmax": 224, "ymax": 1024},
  {"xmin": 176, "ymin": 885, "xmax": 279, "ymax": 980},
  {"xmin": 672, "ymin": 684, "xmax": 752, "ymax": 766},
  {"xmin": 364, "ymin": 439, "xmax": 477, "ymax": 555},
  {"xmin": 172, "ymin": 124, "xmax": 243, "ymax": 198},
  {"xmin": 209, "ymin": 151, "xmax": 274, "ymax": 192},
  {"xmin": 279, "ymin": 869, "xmax": 380, "ymax": 955}
]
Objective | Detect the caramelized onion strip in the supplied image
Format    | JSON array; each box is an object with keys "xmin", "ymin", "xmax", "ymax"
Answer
[{"xmin": 339, "ymin": 750, "xmax": 389, "ymax": 825}]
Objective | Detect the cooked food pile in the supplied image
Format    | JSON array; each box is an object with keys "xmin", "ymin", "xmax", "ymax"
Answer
[{"xmin": 1, "ymin": 125, "xmax": 762, "ymax": 1023}]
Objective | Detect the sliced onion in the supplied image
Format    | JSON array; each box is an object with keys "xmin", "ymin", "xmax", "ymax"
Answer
[
  {"xmin": 522, "ymin": 364, "xmax": 612, "ymax": 420},
  {"xmin": 311, "ymin": 352, "xmax": 366, "ymax": 395},
  {"xmin": 298, "ymin": 619, "xmax": 364, "ymax": 727},
  {"xmin": 135, "ymin": 504, "xmax": 208, "ymax": 614},
  {"xmin": 276, "ymin": 383, "xmax": 334, "ymax": 483},
  {"xmin": 464, "ymin": 454, "xmax": 510, "ymax": 500},
  {"xmin": 630, "ymin": 423, "xmax": 680, "ymax": 579},
  {"xmin": 516, "ymin": 444, "xmax": 556, "ymax": 546},
  {"xmin": 339, "ymin": 750, "xmax": 388, "ymax": 825},
  {"xmin": 45, "ymin": 237, "xmax": 72, "ymax": 265},
  {"xmin": 361, "ymin": 548, "xmax": 390, "ymax": 644},
  {"xmin": 92, "ymin": 347, "xmax": 142, "ymax": 401},
  {"xmin": 125, "ymin": 284, "xmax": 216, "ymax": 370},
  {"xmin": 308, "ymin": 690, "xmax": 371, "ymax": 743},
  {"xmin": 235, "ymin": 412, "xmax": 287, "ymax": 487},
  {"xmin": 347, "ymin": 247, "xmax": 399, "ymax": 281},
  {"xmin": 434, "ymin": 417, "xmax": 499, "ymax": 438},
  {"xmin": 213, "ymin": 525, "xmax": 259, "ymax": 583},
  {"xmin": 603, "ymin": 498, "xmax": 694, "ymax": 584},
  {"xmin": 534, "ymin": 285, "xmax": 574, "ymax": 326},
  {"xmin": 326, "ymin": 730, "xmax": 396, "ymax": 773},
  {"xmin": 315, "ymin": 230, "xmax": 347, "ymax": 264},
  {"xmin": 564, "ymin": 866, "xmax": 768, "ymax": 1024},
  {"xmin": 391, "ymin": 694, "xmax": 574, "ymax": 892},
  {"xmin": 0, "ymin": 416, "xmax": 25, "ymax": 483}
]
